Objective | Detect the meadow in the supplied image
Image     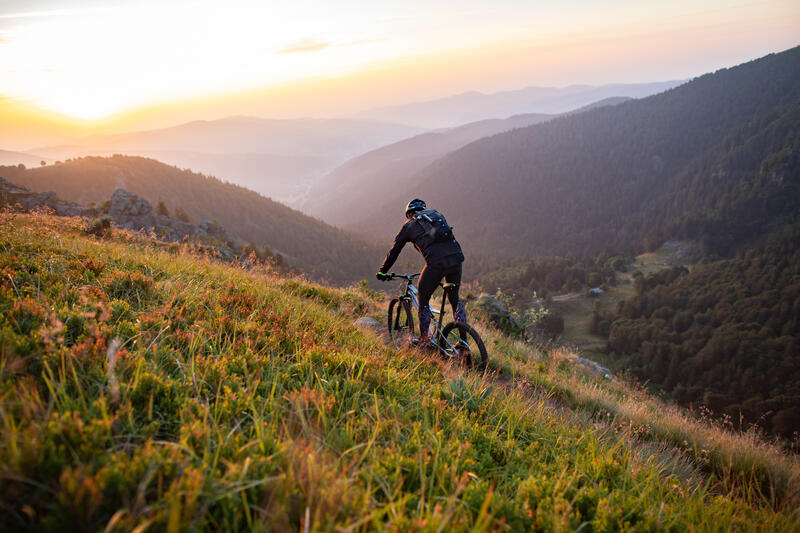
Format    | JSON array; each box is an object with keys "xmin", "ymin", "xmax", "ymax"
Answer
[{"xmin": 1, "ymin": 212, "xmax": 798, "ymax": 531}]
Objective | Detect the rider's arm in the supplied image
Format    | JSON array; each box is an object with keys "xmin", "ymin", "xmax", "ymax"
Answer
[{"xmin": 379, "ymin": 223, "xmax": 411, "ymax": 274}]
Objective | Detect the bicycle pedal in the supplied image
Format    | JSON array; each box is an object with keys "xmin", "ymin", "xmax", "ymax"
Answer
[
  {"xmin": 409, "ymin": 337, "xmax": 435, "ymax": 351},
  {"xmin": 454, "ymin": 341, "xmax": 470, "ymax": 353}
]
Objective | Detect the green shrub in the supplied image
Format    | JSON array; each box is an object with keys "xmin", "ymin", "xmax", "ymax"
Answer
[
  {"xmin": 104, "ymin": 270, "xmax": 154, "ymax": 303},
  {"xmin": 85, "ymin": 215, "xmax": 112, "ymax": 237}
]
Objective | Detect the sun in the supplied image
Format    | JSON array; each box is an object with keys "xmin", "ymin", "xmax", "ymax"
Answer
[
  {"xmin": 33, "ymin": 91, "xmax": 129, "ymax": 122},
  {"xmin": 0, "ymin": 2, "xmax": 389, "ymax": 123}
]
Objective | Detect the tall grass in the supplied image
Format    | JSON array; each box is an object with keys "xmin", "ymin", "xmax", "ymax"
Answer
[
  {"xmin": 476, "ymin": 325, "xmax": 800, "ymax": 514},
  {"xmin": 0, "ymin": 212, "xmax": 797, "ymax": 531}
]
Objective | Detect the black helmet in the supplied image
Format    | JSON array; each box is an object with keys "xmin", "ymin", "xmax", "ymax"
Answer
[{"xmin": 405, "ymin": 198, "xmax": 426, "ymax": 217}]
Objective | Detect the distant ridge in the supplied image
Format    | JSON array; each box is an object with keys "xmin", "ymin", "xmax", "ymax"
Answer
[
  {"xmin": 354, "ymin": 81, "xmax": 682, "ymax": 128},
  {"xmin": 0, "ymin": 149, "xmax": 52, "ymax": 168},
  {"xmin": 29, "ymin": 116, "xmax": 425, "ymax": 207},
  {"xmin": 33, "ymin": 116, "xmax": 423, "ymax": 158}
]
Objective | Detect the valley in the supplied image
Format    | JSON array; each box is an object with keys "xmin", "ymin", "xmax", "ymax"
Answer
[{"xmin": 551, "ymin": 242, "xmax": 697, "ymax": 351}]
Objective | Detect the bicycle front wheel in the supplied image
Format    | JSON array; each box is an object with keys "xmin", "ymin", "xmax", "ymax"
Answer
[
  {"xmin": 440, "ymin": 321, "xmax": 488, "ymax": 371},
  {"xmin": 387, "ymin": 297, "xmax": 415, "ymax": 349}
]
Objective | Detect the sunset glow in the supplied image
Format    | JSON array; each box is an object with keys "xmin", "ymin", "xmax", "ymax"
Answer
[{"xmin": 0, "ymin": 0, "xmax": 798, "ymax": 125}]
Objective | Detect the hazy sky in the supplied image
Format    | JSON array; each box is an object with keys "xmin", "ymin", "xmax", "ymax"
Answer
[{"xmin": 0, "ymin": 0, "xmax": 798, "ymax": 128}]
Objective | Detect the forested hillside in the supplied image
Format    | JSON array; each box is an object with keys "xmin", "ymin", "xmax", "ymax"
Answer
[
  {"xmin": 604, "ymin": 224, "xmax": 800, "ymax": 437},
  {"xmin": 664, "ymin": 102, "xmax": 800, "ymax": 255},
  {"xmin": 305, "ymin": 112, "xmax": 553, "ymax": 225},
  {"xmin": 1, "ymin": 156, "xmax": 382, "ymax": 283},
  {"xmin": 307, "ymin": 98, "xmax": 631, "ymax": 227},
  {"xmin": 348, "ymin": 46, "xmax": 800, "ymax": 259}
]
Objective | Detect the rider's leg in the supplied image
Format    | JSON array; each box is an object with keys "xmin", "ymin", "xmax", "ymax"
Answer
[
  {"xmin": 417, "ymin": 264, "xmax": 443, "ymax": 340},
  {"xmin": 444, "ymin": 264, "xmax": 467, "ymax": 323}
]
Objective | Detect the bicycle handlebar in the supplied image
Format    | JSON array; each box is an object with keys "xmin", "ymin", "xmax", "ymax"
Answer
[{"xmin": 387, "ymin": 272, "xmax": 420, "ymax": 281}]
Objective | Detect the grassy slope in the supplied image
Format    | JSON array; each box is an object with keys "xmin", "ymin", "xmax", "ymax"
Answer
[{"xmin": 1, "ymin": 214, "xmax": 798, "ymax": 531}]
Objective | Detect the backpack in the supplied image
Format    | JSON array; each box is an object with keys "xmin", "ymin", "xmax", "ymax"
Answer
[{"xmin": 413, "ymin": 208, "xmax": 454, "ymax": 243}]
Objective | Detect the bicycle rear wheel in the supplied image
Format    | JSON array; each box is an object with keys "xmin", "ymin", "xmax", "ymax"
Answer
[
  {"xmin": 440, "ymin": 321, "xmax": 488, "ymax": 371},
  {"xmin": 387, "ymin": 297, "xmax": 415, "ymax": 349}
]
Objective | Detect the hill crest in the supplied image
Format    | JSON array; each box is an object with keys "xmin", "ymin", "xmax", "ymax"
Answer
[{"xmin": 1, "ymin": 155, "xmax": 383, "ymax": 284}]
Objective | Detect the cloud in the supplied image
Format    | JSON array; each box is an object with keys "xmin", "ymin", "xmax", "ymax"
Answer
[
  {"xmin": 277, "ymin": 37, "xmax": 383, "ymax": 54},
  {"xmin": 342, "ymin": 38, "xmax": 385, "ymax": 47},
  {"xmin": 278, "ymin": 39, "xmax": 330, "ymax": 54}
]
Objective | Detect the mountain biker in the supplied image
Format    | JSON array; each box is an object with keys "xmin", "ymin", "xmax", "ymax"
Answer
[{"xmin": 376, "ymin": 198, "xmax": 467, "ymax": 346}]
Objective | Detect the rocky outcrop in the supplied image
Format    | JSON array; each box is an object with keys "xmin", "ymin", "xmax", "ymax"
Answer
[
  {"xmin": 1, "ymin": 178, "xmax": 238, "ymax": 253},
  {"xmin": 0, "ymin": 177, "xmax": 98, "ymax": 217},
  {"xmin": 108, "ymin": 188, "xmax": 196, "ymax": 242},
  {"xmin": 109, "ymin": 189, "xmax": 153, "ymax": 218},
  {"xmin": 105, "ymin": 189, "xmax": 239, "ymax": 250}
]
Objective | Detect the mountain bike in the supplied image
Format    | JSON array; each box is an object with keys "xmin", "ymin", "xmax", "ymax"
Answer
[{"xmin": 385, "ymin": 272, "xmax": 488, "ymax": 371}]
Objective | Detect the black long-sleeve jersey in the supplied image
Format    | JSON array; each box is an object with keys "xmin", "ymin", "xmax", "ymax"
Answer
[{"xmin": 379, "ymin": 217, "xmax": 464, "ymax": 273}]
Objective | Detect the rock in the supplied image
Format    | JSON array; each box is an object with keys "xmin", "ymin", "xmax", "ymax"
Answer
[
  {"xmin": 104, "ymin": 191, "xmax": 240, "ymax": 252},
  {"xmin": 475, "ymin": 294, "xmax": 524, "ymax": 336},
  {"xmin": 39, "ymin": 191, "xmax": 57, "ymax": 203},
  {"xmin": 196, "ymin": 219, "xmax": 229, "ymax": 241},
  {"xmin": 574, "ymin": 356, "xmax": 614, "ymax": 381},
  {"xmin": 109, "ymin": 188, "xmax": 153, "ymax": 218},
  {"xmin": 353, "ymin": 317, "xmax": 381, "ymax": 330},
  {"xmin": 0, "ymin": 177, "xmax": 97, "ymax": 217},
  {"xmin": 216, "ymin": 245, "xmax": 237, "ymax": 261},
  {"xmin": 476, "ymin": 294, "xmax": 509, "ymax": 317},
  {"xmin": 106, "ymin": 189, "xmax": 198, "ymax": 242}
]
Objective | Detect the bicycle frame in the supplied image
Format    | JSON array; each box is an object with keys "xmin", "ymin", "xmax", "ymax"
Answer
[
  {"xmin": 387, "ymin": 272, "xmax": 487, "ymax": 370},
  {"xmin": 392, "ymin": 273, "xmax": 454, "ymax": 347}
]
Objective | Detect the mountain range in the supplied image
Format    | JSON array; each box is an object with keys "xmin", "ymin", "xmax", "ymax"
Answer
[
  {"xmin": 27, "ymin": 117, "xmax": 425, "ymax": 206},
  {"xmin": 354, "ymin": 81, "xmax": 683, "ymax": 128},
  {"xmin": 306, "ymin": 97, "xmax": 631, "ymax": 227},
  {"xmin": 0, "ymin": 149, "xmax": 52, "ymax": 168},
  {"xmin": 3, "ymin": 84, "xmax": 681, "ymax": 208},
  {"xmin": 342, "ymin": 46, "xmax": 800, "ymax": 259}
]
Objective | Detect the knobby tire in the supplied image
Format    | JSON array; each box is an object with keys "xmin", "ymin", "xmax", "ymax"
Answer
[
  {"xmin": 440, "ymin": 321, "xmax": 488, "ymax": 371},
  {"xmin": 387, "ymin": 297, "xmax": 414, "ymax": 349}
]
